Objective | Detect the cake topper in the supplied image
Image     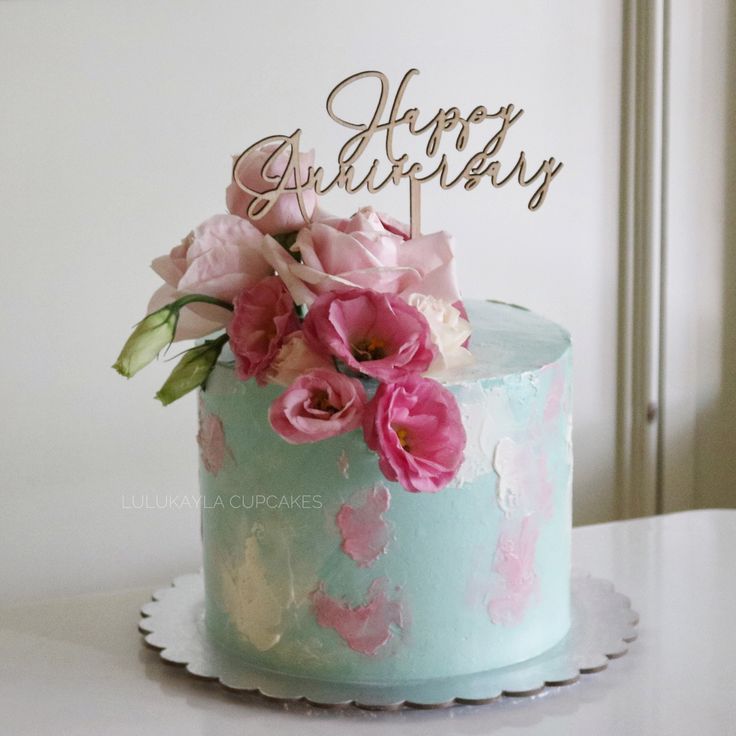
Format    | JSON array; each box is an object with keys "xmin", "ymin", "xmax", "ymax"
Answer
[{"xmin": 231, "ymin": 69, "xmax": 563, "ymax": 238}]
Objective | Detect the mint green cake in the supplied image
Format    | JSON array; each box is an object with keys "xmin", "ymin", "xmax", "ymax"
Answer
[{"xmin": 198, "ymin": 300, "xmax": 573, "ymax": 683}]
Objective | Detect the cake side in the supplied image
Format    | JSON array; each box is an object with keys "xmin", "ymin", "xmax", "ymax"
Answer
[{"xmin": 199, "ymin": 300, "xmax": 572, "ymax": 683}]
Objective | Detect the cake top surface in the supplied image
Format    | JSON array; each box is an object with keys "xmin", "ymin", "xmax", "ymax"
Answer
[
  {"xmin": 216, "ymin": 299, "xmax": 570, "ymax": 386},
  {"xmin": 449, "ymin": 300, "xmax": 570, "ymax": 384}
]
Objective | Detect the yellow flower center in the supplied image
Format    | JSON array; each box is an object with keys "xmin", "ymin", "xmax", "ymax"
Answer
[
  {"xmin": 394, "ymin": 426, "xmax": 411, "ymax": 452},
  {"xmin": 351, "ymin": 336, "xmax": 387, "ymax": 361},
  {"xmin": 312, "ymin": 390, "xmax": 338, "ymax": 414}
]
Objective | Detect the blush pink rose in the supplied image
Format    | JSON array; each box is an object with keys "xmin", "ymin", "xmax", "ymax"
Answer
[
  {"xmin": 302, "ymin": 289, "xmax": 436, "ymax": 382},
  {"xmin": 269, "ymin": 368, "xmax": 367, "ymax": 444},
  {"xmin": 373, "ymin": 210, "xmax": 411, "ymax": 240},
  {"xmin": 226, "ymin": 143, "xmax": 317, "ymax": 235},
  {"xmin": 318, "ymin": 207, "xmax": 410, "ymax": 240},
  {"xmin": 147, "ymin": 214, "xmax": 272, "ymax": 341},
  {"xmin": 226, "ymin": 276, "xmax": 299, "ymax": 384},
  {"xmin": 263, "ymin": 331, "xmax": 333, "ymax": 387},
  {"xmin": 261, "ymin": 206, "xmax": 461, "ymax": 306},
  {"xmin": 363, "ymin": 376, "xmax": 466, "ymax": 493}
]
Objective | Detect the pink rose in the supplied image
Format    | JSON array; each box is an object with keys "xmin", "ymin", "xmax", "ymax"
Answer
[
  {"xmin": 269, "ymin": 368, "xmax": 367, "ymax": 444},
  {"xmin": 373, "ymin": 210, "xmax": 411, "ymax": 240},
  {"xmin": 363, "ymin": 377, "xmax": 466, "ymax": 493},
  {"xmin": 302, "ymin": 289, "xmax": 436, "ymax": 382},
  {"xmin": 264, "ymin": 331, "xmax": 333, "ymax": 387},
  {"xmin": 318, "ymin": 207, "xmax": 410, "ymax": 240},
  {"xmin": 261, "ymin": 207, "xmax": 461, "ymax": 306},
  {"xmin": 226, "ymin": 143, "xmax": 317, "ymax": 235},
  {"xmin": 147, "ymin": 214, "xmax": 272, "ymax": 341},
  {"xmin": 227, "ymin": 276, "xmax": 299, "ymax": 384}
]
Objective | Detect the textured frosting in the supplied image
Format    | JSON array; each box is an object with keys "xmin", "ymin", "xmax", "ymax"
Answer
[{"xmin": 199, "ymin": 300, "xmax": 572, "ymax": 683}]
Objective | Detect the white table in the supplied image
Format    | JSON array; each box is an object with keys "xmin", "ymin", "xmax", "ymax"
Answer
[{"xmin": 1, "ymin": 510, "xmax": 734, "ymax": 735}]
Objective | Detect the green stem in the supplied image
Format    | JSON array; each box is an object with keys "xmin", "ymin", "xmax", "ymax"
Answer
[
  {"xmin": 163, "ymin": 331, "xmax": 230, "ymax": 363},
  {"xmin": 170, "ymin": 294, "xmax": 234, "ymax": 312},
  {"xmin": 208, "ymin": 332, "xmax": 230, "ymax": 349}
]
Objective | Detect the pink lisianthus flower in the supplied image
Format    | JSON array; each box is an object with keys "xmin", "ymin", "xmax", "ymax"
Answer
[
  {"xmin": 261, "ymin": 206, "xmax": 461, "ymax": 307},
  {"xmin": 147, "ymin": 214, "xmax": 273, "ymax": 341},
  {"xmin": 363, "ymin": 376, "xmax": 466, "ymax": 493},
  {"xmin": 263, "ymin": 331, "xmax": 333, "ymax": 387},
  {"xmin": 226, "ymin": 143, "xmax": 317, "ymax": 235},
  {"xmin": 227, "ymin": 276, "xmax": 299, "ymax": 384},
  {"xmin": 302, "ymin": 289, "xmax": 436, "ymax": 382},
  {"xmin": 269, "ymin": 368, "xmax": 367, "ymax": 444}
]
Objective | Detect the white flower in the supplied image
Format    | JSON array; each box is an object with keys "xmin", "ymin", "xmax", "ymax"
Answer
[
  {"xmin": 265, "ymin": 331, "xmax": 332, "ymax": 387},
  {"xmin": 407, "ymin": 293, "xmax": 474, "ymax": 376}
]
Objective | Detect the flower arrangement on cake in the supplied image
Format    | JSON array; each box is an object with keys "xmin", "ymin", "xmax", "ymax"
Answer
[
  {"xmin": 126, "ymin": 71, "xmax": 600, "ymax": 705},
  {"xmin": 114, "ymin": 144, "xmax": 473, "ymax": 493}
]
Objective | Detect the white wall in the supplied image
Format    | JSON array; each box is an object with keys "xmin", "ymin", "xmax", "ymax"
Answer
[{"xmin": 0, "ymin": 0, "xmax": 623, "ymax": 603}]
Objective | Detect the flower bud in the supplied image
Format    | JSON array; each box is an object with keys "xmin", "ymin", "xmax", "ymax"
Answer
[
  {"xmin": 113, "ymin": 307, "xmax": 177, "ymax": 378},
  {"xmin": 155, "ymin": 336, "xmax": 227, "ymax": 406}
]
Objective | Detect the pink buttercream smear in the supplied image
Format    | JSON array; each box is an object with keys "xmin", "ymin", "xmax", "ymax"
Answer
[
  {"xmin": 543, "ymin": 363, "xmax": 566, "ymax": 425},
  {"xmin": 311, "ymin": 578, "xmax": 403, "ymax": 656},
  {"xmin": 197, "ymin": 399, "xmax": 232, "ymax": 476},
  {"xmin": 336, "ymin": 485, "xmax": 391, "ymax": 567},
  {"xmin": 487, "ymin": 515, "xmax": 540, "ymax": 626}
]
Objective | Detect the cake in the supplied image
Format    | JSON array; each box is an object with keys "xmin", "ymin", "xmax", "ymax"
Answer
[
  {"xmin": 114, "ymin": 69, "xmax": 571, "ymax": 690},
  {"xmin": 200, "ymin": 299, "xmax": 571, "ymax": 683}
]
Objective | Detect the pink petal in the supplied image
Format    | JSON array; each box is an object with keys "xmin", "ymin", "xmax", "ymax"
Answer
[
  {"xmin": 151, "ymin": 253, "xmax": 185, "ymax": 286},
  {"xmin": 397, "ymin": 231, "xmax": 461, "ymax": 303},
  {"xmin": 261, "ymin": 235, "xmax": 318, "ymax": 306}
]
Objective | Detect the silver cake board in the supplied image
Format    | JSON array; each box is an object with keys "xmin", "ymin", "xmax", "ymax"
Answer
[{"xmin": 138, "ymin": 569, "xmax": 638, "ymax": 710}]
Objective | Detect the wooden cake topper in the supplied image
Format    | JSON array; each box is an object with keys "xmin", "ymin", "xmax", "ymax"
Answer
[{"xmin": 232, "ymin": 69, "xmax": 563, "ymax": 238}]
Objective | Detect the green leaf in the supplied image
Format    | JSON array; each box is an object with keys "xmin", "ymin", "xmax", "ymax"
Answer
[
  {"xmin": 272, "ymin": 231, "xmax": 300, "ymax": 251},
  {"xmin": 155, "ymin": 335, "xmax": 228, "ymax": 406}
]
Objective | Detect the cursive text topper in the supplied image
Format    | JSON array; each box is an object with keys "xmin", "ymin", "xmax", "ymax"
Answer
[{"xmin": 232, "ymin": 69, "xmax": 563, "ymax": 238}]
